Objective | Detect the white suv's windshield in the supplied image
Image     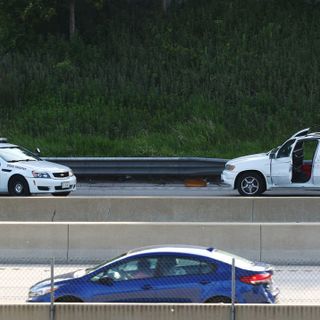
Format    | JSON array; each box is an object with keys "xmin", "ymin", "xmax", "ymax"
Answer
[{"xmin": 0, "ymin": 147, "xmax": 39, "ymax": 162}]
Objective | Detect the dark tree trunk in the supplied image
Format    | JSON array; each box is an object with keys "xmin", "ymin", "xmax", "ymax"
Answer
[
  {"xmin": 69, "ymin": 0, "xmax": 76, "ymax": 38},
  {"xmin": 162, "ymin": 0, "xmax": 172, "ymax": 13}
]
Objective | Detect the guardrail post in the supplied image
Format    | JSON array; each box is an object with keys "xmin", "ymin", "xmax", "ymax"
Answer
[
  {"xmin": 231, "ymin": 258, "xmax": 236, "ymax": 320},
  {"xmin": 50, "ymin": 257, "xmax": 55, "ymax": 320}
]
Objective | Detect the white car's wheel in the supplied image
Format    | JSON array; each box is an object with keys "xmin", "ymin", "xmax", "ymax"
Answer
[
  {"xmin": 8, "ymin": 176, "xmax": 30, "ymax": 196},
  {"xmin": 237, "ymin": 172, "xmax": 265, "ymax": 196}
]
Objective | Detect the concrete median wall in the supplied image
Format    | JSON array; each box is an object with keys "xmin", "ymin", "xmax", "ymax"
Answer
[
  {"xmin": 0, "ymin": 304, "xmax": 49, "ymax": 320},
  {"xmin": 1, "ymin": 304, "xmax": 320, "ymax": 320},
  {"xmin": 1, "ymin": 222, "xmax": 320, "ymax": 264},
  {"xmin": 0, "ymin": 223, "xmax": 68, "ymax": 262},
  {"xmin": 1, "ymin": 197, "xmax": 320, "ymax": 222},
  {"xmin": 68, "ymin": 223, "xmax": 260, "ymax": 262}
]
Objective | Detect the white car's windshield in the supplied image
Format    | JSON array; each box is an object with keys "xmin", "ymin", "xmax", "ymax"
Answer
[
  {"xmin": 267, "ymin": 146, "xmax": 279, "ymax": 155},
  {"xmin": 0, "ymin": 147, "xmax": 39, "ymax": 162}
]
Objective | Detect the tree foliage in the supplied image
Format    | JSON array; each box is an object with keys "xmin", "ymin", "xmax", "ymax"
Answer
[
  {"xmin": 0, "ymin": 0, "xmax": 111, "ymax": 51},
  {"xmin": 1, "ymin": 0, "xmax": 320, "ymax": 157}
]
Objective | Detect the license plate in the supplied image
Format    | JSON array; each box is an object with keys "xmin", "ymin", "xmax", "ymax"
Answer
[{"xmin": 61, "ymin": 182, "xmax": 70, "ymax": 189}]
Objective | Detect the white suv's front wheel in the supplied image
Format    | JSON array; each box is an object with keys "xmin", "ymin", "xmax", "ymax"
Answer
[{"xmin": 237, "ymin": 172, "xmax": 265, "ymax": 196}]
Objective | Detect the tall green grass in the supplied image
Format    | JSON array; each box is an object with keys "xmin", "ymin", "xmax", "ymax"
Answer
[{"xmin": 1, "ymin": 0, "xmax": 320, "ymax": 157}]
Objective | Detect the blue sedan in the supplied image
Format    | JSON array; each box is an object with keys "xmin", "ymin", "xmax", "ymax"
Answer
[{"xmin": 28, "ymin": 245, "xmax": 279, "ymax": 303}]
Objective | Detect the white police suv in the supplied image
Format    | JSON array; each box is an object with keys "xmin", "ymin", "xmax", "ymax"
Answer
[{"xmin": 0, "ymin": 138, "xmax": 76, "ymax": 196}]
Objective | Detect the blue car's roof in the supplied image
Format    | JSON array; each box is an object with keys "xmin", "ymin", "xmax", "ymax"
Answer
[
  {"xmin": 127, "ymin": 244, "xmax": 214, "ymax": 255},
  {"xmin": 110, "ymin": 245, "xmax": 267, "ymax": 272}
]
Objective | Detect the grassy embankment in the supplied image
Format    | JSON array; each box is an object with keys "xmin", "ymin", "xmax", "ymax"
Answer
[{"xmin": 1, "ymin": 0, "xmax": 320, "ymax": 157}]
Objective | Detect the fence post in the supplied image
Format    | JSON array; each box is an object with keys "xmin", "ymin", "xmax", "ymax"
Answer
[
  {"xmin": 50, "ymin": 257, "xmax": 55, "ymax": 320},
  {"xmin": 231, "ymin": 258, "xmax": 236, "ymax": 320}
]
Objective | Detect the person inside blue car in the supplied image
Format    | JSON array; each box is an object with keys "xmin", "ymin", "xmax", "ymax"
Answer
[{"xmin": 132, "ymin": 259, "xmax": 153, "ymax": 279}]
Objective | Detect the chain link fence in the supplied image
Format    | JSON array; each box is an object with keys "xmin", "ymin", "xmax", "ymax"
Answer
[{"xmin": 1, "ymin": 255, "xmax": 319, "ymax": 305}]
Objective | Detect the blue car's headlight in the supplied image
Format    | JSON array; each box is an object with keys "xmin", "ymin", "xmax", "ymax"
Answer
[
  {"xmin": 29, "ymin": 286, "xmax": 58, "ymax": 298},
  {"xmin": 32, "ymin": 171, "xmax": 51, "ymax": 179}
]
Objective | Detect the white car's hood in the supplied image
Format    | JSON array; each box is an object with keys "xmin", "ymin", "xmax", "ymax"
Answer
[
  {"xmin": 13, "ymin": 160, "xmax": 70, "ymax": 172},
  {"xmin": 228, "ymin": 153, "xmax": 269, "ymax": 165}
]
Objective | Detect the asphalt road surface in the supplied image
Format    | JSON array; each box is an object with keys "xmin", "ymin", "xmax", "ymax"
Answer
[
  {"xmin": 72, "ymin": 180, "xmax": 320, "ymax": 197},
  {"xmin": 0, "ymin": 263, "xmax": 319, "ymax": 304}
]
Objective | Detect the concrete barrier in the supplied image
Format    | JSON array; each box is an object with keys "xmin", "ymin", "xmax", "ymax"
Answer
[
  {"xmin": 1, "ymin": 304, "xmax": 320, "ymax": 320},
  {"xmin": 253, "ymin": 197, "xmax": 320, "ymax": 222},
  {"xmin": 236, "ymin": 305, "xmax": 320, "ymax": 320},
  {"xmin": 0, "ymin": 197, "xmax": 253, "ymax": 222},
  {"xmin": 55, "ymin": 303, "xmax": 230, "ymax": 320},
  {"xmin": 0, "ymin": 222, "xmax": 320, "ymax": 263},
  {"xmin": 0, "ymin": 223, "xmax": 68, "ymax": 262},
  {"xmin": 261, "ymin": 224, "xmax": 320, "ymax": 263},
  {"xmin": 0, "ymin": 304, "xmax": 48, "ymax": 320},
  {"xmin": 1, "ymin": 197, "xmax": 320, "ymax": 222},
  {"xmin": 68, "ymin": 223, "xmax": 260, "ymax": 262}
]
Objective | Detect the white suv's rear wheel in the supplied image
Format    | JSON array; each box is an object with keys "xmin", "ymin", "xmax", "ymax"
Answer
[{"xmin": 237, "ymin": 172, "xmax": 265, "ymax": 196}]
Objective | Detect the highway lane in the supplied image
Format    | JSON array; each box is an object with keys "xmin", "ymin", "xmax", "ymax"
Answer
[
  {"xmin": 72, "ymin": 181, "xmax": 320, "ymax": 197},
  {"xmin": 0, "ymin": 263, "xmax": 319, "ymax": 304}
]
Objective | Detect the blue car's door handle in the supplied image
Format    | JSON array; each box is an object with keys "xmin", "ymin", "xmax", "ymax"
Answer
[
  {"xmin": 199, "ymin": 280, "xmax": 211, "ymax": 285},
  {"xmin": 142, "ymin": 284, "xmax": 152, "ymax": 290}
]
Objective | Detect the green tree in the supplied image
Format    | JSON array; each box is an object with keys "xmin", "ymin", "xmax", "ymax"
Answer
[{"xmin": 0, "ymin": 0, "xmax": 106, "ymax": 49}]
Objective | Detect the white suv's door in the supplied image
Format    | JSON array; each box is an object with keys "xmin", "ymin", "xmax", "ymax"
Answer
[
  {"xmin": 312, "ymin": 142, "xmax": 320, "ymax": 186},
  {"xmin": 271, "ymin": 139, "xmax": 296, "ymax": 186}
]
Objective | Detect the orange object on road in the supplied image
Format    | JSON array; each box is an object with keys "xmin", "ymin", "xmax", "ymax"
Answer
[{"xmin": 184, "ymin": 178, "xmax": 207, "ymax": 187}]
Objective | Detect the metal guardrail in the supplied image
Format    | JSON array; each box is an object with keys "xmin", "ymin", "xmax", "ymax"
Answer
[
  {"xmin": 43, "ymin": 157, "xmax": 313, "ymax": 178},
  {"xmin": 44, "ymin": 157, "xmax": 228, "ymax": 177}
]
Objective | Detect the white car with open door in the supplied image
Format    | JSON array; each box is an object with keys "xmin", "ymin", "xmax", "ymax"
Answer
[
  {"xmin": 0, "ymin": 138, "xmax": 76, "ymax": 196},
  {"xmin": 222, "ymin": 128, "xmax": 320, "ymax": 196}
]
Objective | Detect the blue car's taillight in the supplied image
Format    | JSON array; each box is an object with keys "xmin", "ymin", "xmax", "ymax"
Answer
[{"xmin": 240, "ymin": 273, "xmax": 272, "ymax": 285}]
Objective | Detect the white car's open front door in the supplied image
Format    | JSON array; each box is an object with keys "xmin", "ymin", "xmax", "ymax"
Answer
[
  {"xmin": 271, "ymin": 139, "xmax": 296, "ymax": 186},
  {"xmin": 271, "ymin": 156, "xmax": 292, "ymax": 186}
]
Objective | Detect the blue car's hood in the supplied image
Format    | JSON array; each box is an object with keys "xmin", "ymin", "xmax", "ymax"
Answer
[{"xmin": 31, "ymin": 270, "xmax": 82, "ymax": 290}]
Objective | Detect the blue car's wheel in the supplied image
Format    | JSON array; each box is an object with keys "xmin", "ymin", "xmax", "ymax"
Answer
[
  {"xmin": 205, "ymin": 296, "xmax": 232, "ymax": 303},
  {"xmin": 55, "ymin": 296, "xmax": 83, "ymax": 302}
]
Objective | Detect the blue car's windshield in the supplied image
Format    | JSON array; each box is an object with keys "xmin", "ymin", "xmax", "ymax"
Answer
[{"xmin": 85, "ymin": 253, "xmax": 127, "ymax": 274}]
